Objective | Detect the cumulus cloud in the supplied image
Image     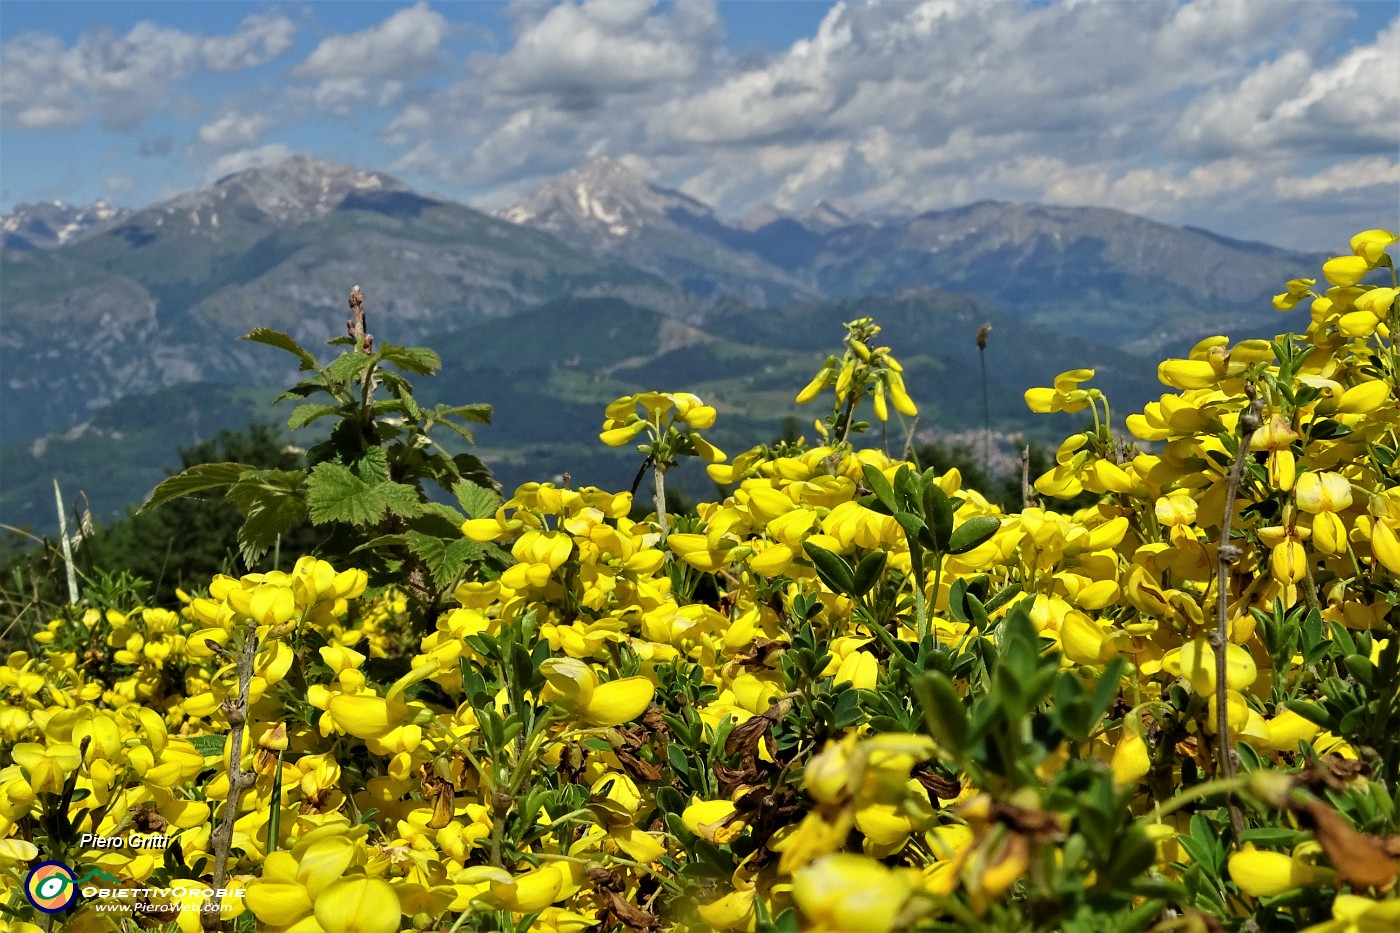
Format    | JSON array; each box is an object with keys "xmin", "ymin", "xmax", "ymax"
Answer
[
  {"xmin": 196, "ymin": 111, "xmax": 272, "ymax": 149},
  {"xmin": 0, "ymin": 13, "xmax": 295, "ymax": 131},
  {"xmin": 202, "ymin": 11, "xmax": 296, "ymax": 71},
  {"xmin": 1175, "ymin": 16, "xmax": 1400, "ymax": 158},
  {"xmin": 1273, "ymin": 156, "xmax": 1400, "ymax": 200},
  {"xmin": 492, "ymin": 0, "xmax": 720, "ymax": 103},
  {"xmin": 290, "ymin": 2, "xmax": 448, "ymax": 114},
  {"xmin": 202, "ymin": 143, "xmax": 294, "ymax": 184},
  {"xmin": 295, "ymin": 2, "xmax": 448, "ymax": 79}
]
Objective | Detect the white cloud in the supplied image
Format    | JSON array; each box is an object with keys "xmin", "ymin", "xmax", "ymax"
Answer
[
  {"xmin": 0, "ymin": 14, "xmax": 295, "ymax": 132},
  {"xmin": 295, "ymin": 2, "xmax": 449, "ymax": 79},
  {"xmin": 1175, "ymin": 16, "xmax": 1400, "ymax": 157},
  {"xmin": 1273, "ymin": 156, "xmax": 1400, "ymax": 200},
  {"xmin": 493, "ymin": 0, "xmax": 720, "ymax": 101},
  {"xmin": 196, "ymin": 111, "xmax": 272, "ymax": 149},
  {"xmin": 202, "ymin": 12, "xmax": 296, "ymax": 71},
  {"xmin": 202, "ymin": 143, "xmax": 294, "ymax": 184}
]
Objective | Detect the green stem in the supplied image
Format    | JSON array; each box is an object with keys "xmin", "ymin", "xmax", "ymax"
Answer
[{"xmin": 1145, "ymin": 775, "xmax": 1251, "ymax": 823}]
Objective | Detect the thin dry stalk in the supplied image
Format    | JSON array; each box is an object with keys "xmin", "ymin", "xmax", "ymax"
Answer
[
  {"xmin": 202, "ymin": 630, "xmax": 260, "ymax": 929},
  {"xmin": 1213, "ymin": 383, "xmax": 1264, "ymax": 838},
  {"xmin": 1021, "ymin": 445, "xmax": 1036, "ymax": 510}
]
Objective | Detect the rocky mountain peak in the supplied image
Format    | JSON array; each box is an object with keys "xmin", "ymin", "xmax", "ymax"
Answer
[
  {"xmin": 175, "ymin": 155, "xmax": 407, "ymax": 227},
  {"xmin": 1, "ymin": 199, "xmax": 127, "ymax": 249},
  {"xmin": 498, "ymin": 156, "xmax": 713, "ymax": 237}
]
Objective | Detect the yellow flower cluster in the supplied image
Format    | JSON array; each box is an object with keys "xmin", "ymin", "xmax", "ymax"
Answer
[{"xmin": 2, "ymin": 230, "xmax": 1398, "ymax": 931}]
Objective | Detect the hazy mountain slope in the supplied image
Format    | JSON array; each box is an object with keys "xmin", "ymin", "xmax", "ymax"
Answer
[
  {"xmin": 4, "ymin": 289, "xmax": 1161, "ymax": 530},
  {"xmin": 500, "ymin": 163, "xmax": 1322, "ymax": 357},
  {"xmin": 802, "ymin": 201, "xmax": 1322, "ymax": 355},
  {"xmin": 1, "ymin": 157, "xmax": 693, "ymax": 442}
]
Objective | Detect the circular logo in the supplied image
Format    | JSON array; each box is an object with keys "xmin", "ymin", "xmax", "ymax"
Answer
[{"xmin": 25, "ymin": 860, "xmax": 77, "ymax": 913}]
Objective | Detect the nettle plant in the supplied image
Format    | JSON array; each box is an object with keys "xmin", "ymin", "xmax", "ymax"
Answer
[
  {"xmin": 6, "ymin": 230, "xmax": 1400, "ymax": 933},
  {"xmin": 141, "ymin": 287, "xmax": 506, "ymax": 624}
]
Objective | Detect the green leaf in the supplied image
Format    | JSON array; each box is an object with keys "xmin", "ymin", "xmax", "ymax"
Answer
[
  {"xmin": 923, "ymin": 482, "xmax": 954, "ymax": 552},
  {"xmin": 379, "ymin": 345, "xmax": 441, "ymax": 375},
  {"xmin": 323, "ymin": 352, "xmax": 375, "ymax": 385},
  {"xmin": 405, "ymin": 531, "xmax": 483, "ymax": 590},
  {"xmin": 803, "ymin": 542, "xmax": 855, "ymax": 596},
  {"xmin": 352, "ymin": 535, "xmax": 410, "ymax": 555},
  {"xmin": 860, "ymin": 463, "xmax": 897, "ymax": 514},
  {"xmin": 229, "ymin": 473, "xmax": 309, "ymax": 564},
  {"xmin": 1284, "ymin": 699, "xmax": 1332, "ymax": 728},
  {"xmin": 139, "ymin": 462, "xmax": 254, "ymax": 512},
  {"xmin": 455, "ymin": 480, "xmax": 502, "ymax": 520},
  {"xmin": 419, "ymin": 501, "xmax": 467, "ymax": 526},
  {"xmin": 851, "ymin": 550, "xmax": 887, "ymax": 598},
  {"xmin": 189, "ymin": 734, "xmax": 227, "ymax": 758},
  {"xmin": 287, "ymin": 403, "xmax": 341, "ymax": 431},
  {"xmin": 377, "ymin": 372, "xmax": 422, "ymax": 421},
  {"xmin": 916, "ymin": 672, "xmax": 968, "ymax": 752},
  {"xmin": 893, "ymin": 510, "xmax": 930, "ymax": 550},
  {"xmin": 433, "ymin": 420, "xmax": 476, "ymax": 444},
  {"xmin": 305, "ymin": 462, "xmax": 421, "ymax": 527},
  {"xmin": 948, "ymin": 515, "xmax": 1001, "ymax": 554},
  {"xmin": 242, "ymin": 328, "xmax": 318, "ymax": 370},
  {"xmin": 435, "ymin": 403, "xmax": 493, "ymax": 426},
  {"xmin": 354, "ymin": 446, "xmax": 391, "ymax": 484}
]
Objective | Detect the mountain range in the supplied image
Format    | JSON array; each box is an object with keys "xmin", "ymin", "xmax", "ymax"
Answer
[{"xmin": 1, "ymin": 155, "xmax": 1325, "ymax": 530}]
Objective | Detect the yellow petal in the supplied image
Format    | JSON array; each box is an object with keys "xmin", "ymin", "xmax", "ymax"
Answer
[
  {"xmin": 683, "ymin": 798, "xmax": 744, "ymax": 844},
  {"xmin": 1336, "ymin": 380, "xmax": 1391, "ymax": 415},
  {"xmin": 297, "ymin": 837, "xmax": 357, "ymax": 896},
  {"xmin": 1323, "ymin": 255, "xmax": 1372, "ymax": 287},
  {"xmin": 1373, "ymin": 520, "xmax": 1400, "ymax": 574},
  {"xmin": 583, "ymin": 677, "xmax": 655, "ymax": 727},
  {"xmin": 1229, "ymin": 846, "xmax": 1298, "ymax": 898},
  {"xmin": 1157, "ymin": 359, "xmax": 1217, "ymax": 390},
  {"xmin": 540, "ymin": 657, "xmax": 596, "ymax": 708},
  {"xmin": 1111, "ymin": 727, "xmax": 1151, "ymax": 787},
  {"xmin": 1351, "ymin": 229, "xmax": 1399, "ymax": 264},
  {"xmin": 327, "ymin": 694, "xmax": 407, "ymax": 740},
  {"xmin": 315, "ymin": 877, "xmax": 402, "ymax": 933},
  {"xmin": 493, "ymin": 865, "xmax": 565, "ymax": 913},
  {"xmin": 245, "ymin": 882, "xmax": 314, "ymax": 926}
]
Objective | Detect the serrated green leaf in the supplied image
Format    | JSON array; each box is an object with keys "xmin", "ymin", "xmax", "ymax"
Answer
[
  {"xmin": 306, "ymin": 461, "xmax": 421, "ymax": 527},
  {"xmin": 352, "ymin": 534, "xmax": 411, "ymax": 553},
  {"xmin": 434, "ymin": 420, "xmax": 475, "ymax": 444},
  {"xmin": 435, "ymin": 403, "xmax": 493, "ymax": 426},
  {"xmin": 323, "ymin": 352, "xmax": 375, "ymax": 385},
  {"xmin": 405, "ymin": 532, "xmax": 483, "ymax": 590},
  {"xmin": 189, "ymin": 734, "xmax": 227, "ymax": 758},
  {"xmin": 379, "ymin": 345, "xmax": 440, "ymax": 375},
  {"xmin": 419, "ymin": 501, "xmax": 467, "ymax": 526},
  {"xmin": 948, "ymin": 515, "xmax": 1002, "ymax": 554},
  {"xmin": 354, "ymin": 447, "xmax": 391, "ymax": 484},
  {"xmin": 287, "ymin": 403, "xmax": 341, "ymax": 431},
  {"xmin": 242, "ymin": 328, "xmax": 318, "ymax": 370},
  {"xmin": 455, "ymin": 480, "xmax": 501, "ymax": 520},
  {"xmin": 139, "ymin": 462, "xmax": 254, "ymax": 512},
  {"xmin": 232, "ymin": 481, "xmax": 309, "ymax": 565},
  {"xmin": 378, "ymin": 372, "xmax": 422, "ymax": 420}
]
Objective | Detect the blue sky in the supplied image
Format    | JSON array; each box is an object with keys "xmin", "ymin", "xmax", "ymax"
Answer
[{"xmin": 1, "ymin": 0, "xmax": 1396, "ymax": 250}]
